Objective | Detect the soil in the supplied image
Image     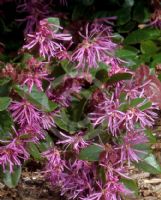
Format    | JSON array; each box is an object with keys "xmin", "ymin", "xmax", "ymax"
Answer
[{"xmin": 0, "ymin": 170, "xmax": 63, "ymax": 200}]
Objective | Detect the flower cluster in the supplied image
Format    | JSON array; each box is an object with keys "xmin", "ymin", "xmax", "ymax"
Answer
[
  {"xmin": 0, "ymin": 137, "xmax": 29, "ymax": 173},
  {"xmin": 72, "ymin": 23, "xmax": 117, "ymax": 70},
  {"xmin": 23, "ymin": 19, "xmax": 72, "ymax": 60},
  {"xmin": 18, "ymin": 57, "xmax": 51, "ymax": 92},
  {"xmin": 89, "ymin": 77, "xmax": 159, "ymax": 136},
  {"xmin": 0, "ymin": 1, "xmax": 160, "ymax": 200}
]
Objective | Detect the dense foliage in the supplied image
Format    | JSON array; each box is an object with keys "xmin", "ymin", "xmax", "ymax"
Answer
[{"xmin": 0, "ymin": 0, "xmax": 161, "ymax": 199}]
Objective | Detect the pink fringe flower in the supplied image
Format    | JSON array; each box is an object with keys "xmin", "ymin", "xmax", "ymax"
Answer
[
  {"xmin": 122, "ymin": 80, "xmax": 150, "ymax": 101},
  {"xmin": 18, "ymin": 124, "xmax": 45, "ymax": 142},
  {"xmin": 124, "ymin": 101, "xmax": 158, "ymax": 131},
  {"xmin": 0, "ymin": 138, "xmax": 29, "ymax": 173},
  {"xmin": 57, "ymin": 131, "xmax": 89, "ymax": 153},
  {"xmin": 9, "ymin": 100, "xmax": 40, "ymax": 127},
  {"xmin": 72, "ymin": 23, "xmax": 117, "ymax": 70},
  {"xmin": 20, "ymin": 70, "xmax": 49, "ymax": 93},
  {"xmin": 119, "ymin": 130, "xmax": 148, "ymax": 165},
  {"xmin": 42, "ymin": 147, "xmax": 65, "ymax": 184},
  {"xmin": 42, "ymin": 148, "xmax": 64, "ymax": 170},
  {"xmin": 18, "ymin": 57, "xmax": 52, "ymax": 92},
  {"xmin": 105, "ymin": 58, "xmax": 130, "ymax": 77},
  {"xmin": 23, "ymin": 19, "xmax": 72, "ymax": 60},
  {"xmin": 82, "ymin": 177, "xmax": 131, "ymax": 200},
  {"xmin": 60, "ymin": 160, "xmax": 93, "ymax": 199},
  {"xmin": 89, "ymin": 95, "xmax": 125, "ymax": 136},
  {"xmin": 40, "ymin": 112, "xmax": 56, "ymax": 130}
]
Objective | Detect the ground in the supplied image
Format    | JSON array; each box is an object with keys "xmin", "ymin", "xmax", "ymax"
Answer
[
  {"xmin": 0, "ymin": 170, "xmax": 58, "ymax": 200},
  {"xmin": 1, "ymin": 133, "xmax": 161, "ymax": 200},
  {"xmin": 1, "ymin": 163, "xmax": 161, "ymax": 200}
]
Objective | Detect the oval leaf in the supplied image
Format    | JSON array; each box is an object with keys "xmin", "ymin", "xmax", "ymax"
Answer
[
  {"xmin": 124, "ymin": 29, "xmax": 161, "ymax": 44},
  {"xmin": 79, "ymin": 144, "xmax": 103, "ymax": 161},
  {"xmin": 3, "ymin": 166, "xmax": 21, "ymax": 188},
  {"xmin": 14, "ymin": 85, "xmax": 58, "ymax": 112},
  {"xmin": 135, "ymin": 154, "xmax": 161, "ymax": 174},
  {"xmin": 121, "ymin": 178, "xmax": 139, "ymax": 196},
  {"xmin": 107, "ymin": 73, "xmax": 132, "ymax": 85},
  {"xmin": 0, "ymin": 97, "xmax": 11, "ymax": 111}
]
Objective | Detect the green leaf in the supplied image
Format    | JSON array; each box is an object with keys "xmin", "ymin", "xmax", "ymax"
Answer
[
  {"xmin": 0, "ymin": 111, "xmax": 13, "ymax": 138},
  {"xmin": 116, "ymin": 7, "xmax": 131, "ymax": 26},
  {"xmin": 47, "ymin": 17, "xmax": 60, "ymax": 32},
  {"xmin": 60, "ymin": 60, "xmax": 73, "ymax": 73},
  {"xmin": 3, "ymin": 166, "xmax": 21, "ymax": 188},
  {"xmin": 134, "ymin": 143, "xmax": 151, "ymax": 152},
  {"xmin": 47, "ymin": 17, "xmax": 59, "ymax": 25},
  {"xmin": 14, "ymin": 85, "xmax": 58, "ymax": 112},
  {"xmin": 51, "ymin": 64, "xmax": 66, "ymax": 77},
  {"xmin": 54, "ymin": 110, "xmax": 79, "ymax": 133},
  {"xmin": 0, "ymin": 53, "xmax": 9, "ymax": 62},
  {"xmin": 0, "ymin": 81, "xmax": 12, "ymax": 97},
  {"xmin": 54, "ymin": 113, "xmax": 89, "ymax": 134},
  {"xmin": 139, "ymin": 54, "xmax": 152, "ymax": 64},
  {"xmin": 151, "ymin": 53, "xmax": 161, "ymax": 68},
  {"xmin": 124, "ymin": 29, "xmax": 161, "ymax": 45},
  {"xmin": 139, "ymin": 101, "xmax": 152, "ymax": 111},
  {"xmin": 133, "ymin": 143, "xmax": 150, "ymax": 159},
  {"xmin": 27, "ymin": 143, "xmax": 41, "ymax": 160},
  {"xmin": 79, "ymin": 144, "xmax": 103, "ymax": 161},
  {"xmin": 140, "ymin": 40, "xmax": 158, "ymax": 55},
  {"xmin": 84, "ymin": 126, "xmax": 103, "ymax": 140},
  {"xmin": 55, "ymin": 116, "xmax": 74, "ymax": 132},
  {"xmin": 98, "ymin": 167, "xmax": 106, "ymax": 183},
  {"xmin": 115, "ymin": 47, "xmax": 139, "ymax": 67},
  {"xmin": 0, "ymin": 77, "xmax": 11, "ymax": 86},
  {"xmin": 119, "ymin": 102, "xmax": 129, "ymax": 112},
  {"xmin": 130, "ymin": 98, "xmax": 145, "ymax": 107},
  {"xmin": 135, "ymin": 154, "xmax": 161, "ymax": 174},
  {"xmin": 90, "ymin": 62, "xmax": 107, "ymax": 78},
  {"xmin": 0, "ymin": 97, "xmax": 11, "ymax": 111},
  {"xmin": 129, "ymin": 98, "xmax": 152, "ymax": 111},
  {"xmin": 158, "ymin": 74, "xmax": 161, "ymax": 82},
  {"xmin": 112, "ymin": 33, "xmax": 124, "ymax": 43},
  {"xmin": 69, "ymin": 98, "xmax": 88, "ymax": 122},
  {"xmin": 117, "ymin": 21, "xmax": 136, "ymax": 33},
  {"xmin": 80, "ymin": 88, "xmax": 93, "ymax": 100},
  {"xmin": 95, "ymin": 69, "xmax": 109, "ymax": 83},
  {"xmin": 106, "ymin": 73, "xmax": 132, "ymax": 85},
  {"xmin": 128, "ymin": 98, "xmax": 152, "ymax": 110},
  {"xmin": 115, "ymin": 49, "xmax": 138, "ymax": 60},
  {"xmin": 20, "ymin": 53, "xmax": 33, "ymax": 65},
  {"xmin": 38, "ymin": 133, "xmax": 53, "ymax": 152},
  {"xmin": 133, "ymin": 1, "xmax": 150, "ymax": 23},
  {"xmin": 28, "ymin": 90, "xmax": 57, "ymax": 112},
  {"xmin": 121, "ymin": 178, "xmax": 139, "ymax": 196},
  {"xmin": 145, "ymin": 129, "xmax": 156, "ymax": 144}
]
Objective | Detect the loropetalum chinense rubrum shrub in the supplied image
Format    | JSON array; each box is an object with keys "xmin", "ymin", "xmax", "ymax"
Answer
[{"xmin": 0, "ymin": 0, "xmax": 161, "ymax": 199}]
